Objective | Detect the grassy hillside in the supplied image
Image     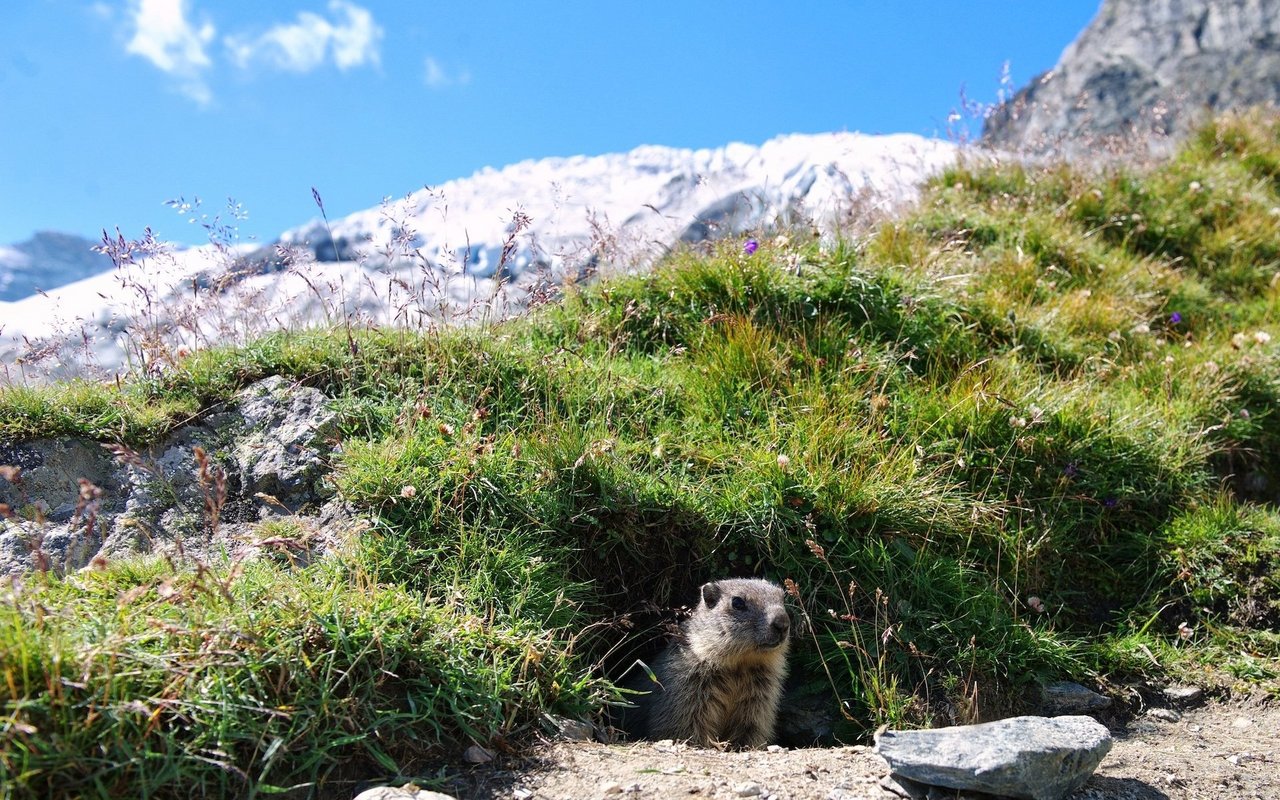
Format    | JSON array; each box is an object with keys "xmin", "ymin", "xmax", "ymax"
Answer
[{"xmin": 1, "ymin": 110, "xmax": 1279, "ymax": 798}]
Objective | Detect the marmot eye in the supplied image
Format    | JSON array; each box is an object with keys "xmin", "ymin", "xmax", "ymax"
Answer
[{"xmin": 731, "ymin": 596, "xmax": 747, "ymax": 611}]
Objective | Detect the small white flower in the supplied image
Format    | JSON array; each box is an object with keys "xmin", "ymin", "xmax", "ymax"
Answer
[
  {"xmin": 777, "ymin": 453, "xmax": 791, "ymax": 471},
  {"xmin": 1188, "ymin": 180, "xmax": 1202, "ymax": 193},
  {"xmin": 1132, "ymin": 323, "xmax": 1151, "ymax": 335},
  {"xmin": 1254, "ymin": 330, "xmax": 1272, "ymax": 345},
  {"xmin": 1232, "ymin": 332, "xmax": 1247, "ymax": 349},
  {"xmin": 400, "ymin": 485, "xmax": 417, "ymax": 498}
]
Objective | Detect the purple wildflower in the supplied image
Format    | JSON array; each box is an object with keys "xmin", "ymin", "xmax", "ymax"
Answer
[
  {"xmin": 1170, "ymin": 312, "xmax": 1182, "ymax": 324},
  {"xmin": 744, "ymin": 238, "xmax": 759, "ymax": 255}
]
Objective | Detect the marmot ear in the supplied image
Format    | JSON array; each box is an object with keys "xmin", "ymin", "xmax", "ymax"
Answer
[{"xmin": 700, "ymin": 581, "xmax": 723, "ymax": 608}]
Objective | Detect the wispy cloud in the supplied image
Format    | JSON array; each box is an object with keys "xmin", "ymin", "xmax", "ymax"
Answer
[
  {"xmin": 225, "ymin": 1, "xmax": 383, "ymax": 74},
  {"xmin": 123, "ymin": 0, "xmax": 216, "ymax": 105},
  {"xmin": 423, "ymin": 56, "xmax": 470, "ymax": 89},
  {"xmin": 114, "ymin": 1, "xmax": 383, "ymax": 105}
]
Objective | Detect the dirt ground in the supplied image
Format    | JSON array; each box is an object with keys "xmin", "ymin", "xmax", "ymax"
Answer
[{"xmin": 437, "ymin": 695, "xmax": 1278, "ymax": 800}]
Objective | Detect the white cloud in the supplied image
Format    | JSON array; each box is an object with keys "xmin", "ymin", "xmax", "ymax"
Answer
[
  {"xmin": 123, "ymin": 0, "xmax": 216, "ymax": 105},
  {"xmin": 225, "ymin": 1, "xmax": 383, "ymax": 74},
  {"xmin": 423, "ymin": 56, "xmax": 470, "ymax": 89}
]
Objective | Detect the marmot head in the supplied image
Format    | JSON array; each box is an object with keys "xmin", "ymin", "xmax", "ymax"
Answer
[{"xmin": 690, "ymin": 578, "xmax": 791, "ymax": 664}]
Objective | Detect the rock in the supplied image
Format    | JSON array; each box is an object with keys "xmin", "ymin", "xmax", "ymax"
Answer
[
  {"xmin": 733, "ymin": 782, "xmax": 764, "ymax": 797},
  {"xmin": 549, "ymin": 714, "xmax": 596, "ymax": 741},
  {"xmin": 0, "ymin": 438, "xmax": 124, "ymax": 522},
  {"xmin": 352, "ymin": 786, "xmax": 456, "ymax": 800},
  {"xmin": 1147, "ymin": 708, "xmax": 1181, "ymax": 722},
  {"xmin": 879, "ymin": 774, "xmax": 928, "ymax": 799},
  {"xmin": 1039, "ymin": 681, "xmax": 1111, "ymax": 716},
  {"xmin": 233, "ymin": 375, "xmax": 339, "ymax": 512},
  {"xmin": 462, "ymin": 744, "xmax": 495, "ymax": 764},
  {"xmin": 0, "ymin": 519, "xmax": 100, "ymax": 575},
  {"xmin": 984, "ymin": 0, "xmax": 1280, "ymax": 154},
  {"xmin": 874, "ymin": 715, "xmax": 1113, "ymax": 800},
  {"xmin": 1163, "ymin": 685, "xmax": 1204, "ymax": 705},
  {"xmin": 0, "ymin": 377, "xmax": 355, "ymax": 576}
]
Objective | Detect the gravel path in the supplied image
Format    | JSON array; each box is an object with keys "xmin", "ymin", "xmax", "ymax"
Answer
[{"xmin": 438, "ymin": 696, "xmax": 1277, "ymax": 800}]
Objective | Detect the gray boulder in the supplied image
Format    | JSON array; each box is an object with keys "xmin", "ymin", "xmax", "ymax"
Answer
[
  {"xmin": 874, "ymin": 715, "xmax": 1113, "ymax": 800},
  {"xmin": 984, "ymin": 0, "xmax": 1280, "ymax": 154}
]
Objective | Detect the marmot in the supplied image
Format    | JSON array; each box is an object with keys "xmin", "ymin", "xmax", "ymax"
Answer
[{"xmin": 629, "ymin": 578, "xmax": 791, "ymax": 748}]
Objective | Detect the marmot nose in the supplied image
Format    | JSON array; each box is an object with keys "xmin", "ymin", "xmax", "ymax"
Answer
[{"xmin": 770, "ymin": 613, "xmax": 790, "ymax": 638}]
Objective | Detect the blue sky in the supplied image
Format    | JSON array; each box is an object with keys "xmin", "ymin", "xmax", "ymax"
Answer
[{"xmin": 1, "ymin": 1, "xmax": 1101, "ymax": 247}]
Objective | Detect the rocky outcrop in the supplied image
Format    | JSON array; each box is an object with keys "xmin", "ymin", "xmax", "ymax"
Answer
[
  {"xmin": 983, "ymin": 0, "xmax": 1280, "ymax": 154},
  {"xmin": 874, "ymin": 715, "xmax": 1113, "ymax": 800},
  {"xmin": 0, "ymin": 376, "xmax": 363, "ymax": 576}
]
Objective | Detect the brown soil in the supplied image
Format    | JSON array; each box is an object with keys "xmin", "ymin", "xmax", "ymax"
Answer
[{"xmin": 435, "ymin": 695, "xmax": 1278, "ymax": 800}]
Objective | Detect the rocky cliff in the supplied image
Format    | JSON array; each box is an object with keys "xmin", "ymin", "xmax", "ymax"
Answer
[{"xmin": 983, "ymin": 0, "xmax": 1280, "ymax": 153}]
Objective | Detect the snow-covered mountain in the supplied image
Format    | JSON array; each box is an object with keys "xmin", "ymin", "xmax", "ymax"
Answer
[
  {"xmin": 0, "ymin": 131, "xmax": 957, "ymax": 382},
  {"xmin": 0, "ymin": 232, "xmax": 114, "ymax": 302}
]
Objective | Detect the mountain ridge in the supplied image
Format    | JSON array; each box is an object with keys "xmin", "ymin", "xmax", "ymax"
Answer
[
  {"xmin": 0, "ymin": 130, "xmax": 957, "ymax": 381},
  {"xmin": 983, "ymin": 0, "xmax": 1280, "ymax": 152},
  {"xmin": 0, "ymin": 231, "xmax": 113, "ymax": 303}
]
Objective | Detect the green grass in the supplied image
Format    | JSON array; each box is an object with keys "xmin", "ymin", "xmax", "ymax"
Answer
[{"xmin": 2, "ymin": 109, "xmax": 1280, "ymax": 797}]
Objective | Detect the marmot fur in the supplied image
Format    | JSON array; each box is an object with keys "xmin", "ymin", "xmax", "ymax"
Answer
[{"xmin": 630, "ymin": 578, "xmax": 790, "ymax": 748}]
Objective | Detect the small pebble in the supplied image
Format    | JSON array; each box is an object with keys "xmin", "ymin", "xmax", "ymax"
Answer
[
  {"xmin": 766, "ymin": 744, "xmax": 784, "ymax": 753},
  {"xmin": 1163, "ymin": 685, "xmax": 1204, "ymax": 704},
  {"xmin": 463, "ymin": 744, "xmax": 495, "ymax": 764},
  {"xmin": 551, "ymin": 716, "xmax": 595, "ymax": 741},
  {"xmin": 734, "ymin": 782, "xmax": 764, "ymax": 797},
  {"xmin": 600, "ymin": 781, "xmax": 623, "ymax": 795},
  {"xmin": 1148, "ymin": 708, "xmax": 1181, "ymax": 722}
]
